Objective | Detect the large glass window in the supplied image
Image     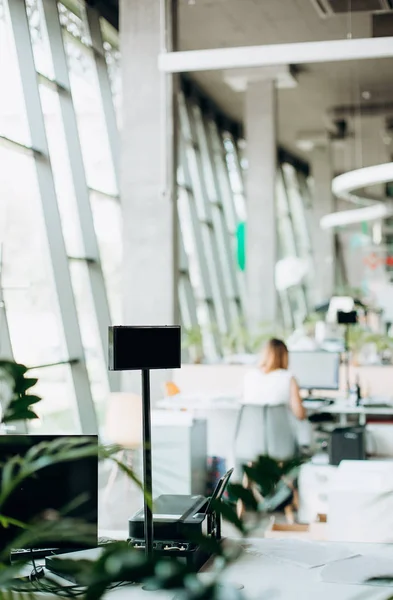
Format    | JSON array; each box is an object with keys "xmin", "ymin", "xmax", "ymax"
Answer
[
  {"xmin": 0, "ymin": 147, "xmax": 79, "ymax": 433},
  {"xmin": 178, "ymin": 85, "xmax": 315, "ymax": 353},
  {"xmin": 0, "ymin": 2, "xmax": 30, "ymax": 144},
  {"xmin": 1, "ymin": 0, "xmax": 118, "ymax": 432},
  {"xmin": 178, "ymin": 88, "xmax": 249, "ymax": 358},
  {"xmin": 0, "ymin": 0, "xmax": 316, "ymax": 423}
]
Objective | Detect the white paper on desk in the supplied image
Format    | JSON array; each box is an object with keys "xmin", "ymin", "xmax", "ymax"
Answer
[
  {"xmin": 243, "ymin": 539, "xmax": 358, "ymax": 569},
  {"xmin": 321, "ymin": 555, "xmax": 393, "ymax": 586}
]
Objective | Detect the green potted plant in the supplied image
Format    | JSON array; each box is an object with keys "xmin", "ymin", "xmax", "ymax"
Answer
[
  {"xmin": 302, "ymin": 312, "xmax": 323, "ymax": 338},
  {"xmin": 0, "ymin": 363, "xmax": 308, "ymax": 599},
  {"xmin": 222, "ymin": 319, "xmax": 248, "ymax": 356},
  {"xmin": 346, "ymin": 327, "xmax": 393, "ymax": 365},
  {"xmin": 222, "ymin": 320, "xmax": 286, "ymax": 359},
  {"xmin": 182, "ymin": 326, "xmax": 204, "ymax": 364},
  {"xmin": 362, "ymin": 332, "xmax": 393, "ymax": 365},
  {"xmin": 346, "ymin": 325, "xmax": 370, "ymax": 365},
  {"xmin": 0, "ymin": 360, "xmax": 42, "ymax": 429},
  {"xmin": 249, "ymin": 322, "xmax": 288, "ymax": 354}
]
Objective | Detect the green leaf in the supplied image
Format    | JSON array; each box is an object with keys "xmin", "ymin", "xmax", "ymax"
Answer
[
  {"xmin": 6, "ymin": 397, "xmax": 39, "ymax": 412},
  {"xmin": 0, "ymin": 361, "xmax": 27, "ymax": 377},
  {"xmin": 210, "ymin": 500, "xmax": 245, "ymax": 534},
  {"xmin": 228, "ymin": 483, "xmax": 258, "ymax": 511},
  {"xmin": 22, "ymin": 394, "xmax": 41, "ymax": 405},
  {"xmin": 3, "ymin": 409, "xmax": 38, "ymax": 423},
  {"xmin": 244, "ymin": 456, "xmax": 281, "ymax": 497},
  {"xmin": 100, "ymin": 446, "xmax": 143, "ymax": 493},
  {"xmin": 280, "ymin": 458, "xmax": 303, "ymax": 477},
  {"xmin": 0, "ymin": 514, "xmax": 28, "ymax": 530},
  {"xmin": 185, "ymin": 531, "xmax": 223, "ymax": 557},
  {"xmin": 16, "ymin": 378, "xmax": 38, "ymax": 393},
  {"xmin": 0, "ymin": 562, "xmax": 30, "ymax": 588},
  {"xmin": 0, "ymin": 456, "xmax": 20, "ymax": 494},
  {"xmin": 0, "ymin": 360, "xmax": 41, "ymax": 425},
  {"xmin": 0, "ymin": 518, "xmax": 98, "ymax": 562}
]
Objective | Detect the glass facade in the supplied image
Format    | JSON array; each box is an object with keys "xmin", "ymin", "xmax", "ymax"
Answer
[
  {"xmin": 0, "ymin": 0, "xmax": 315, "ymax": 430},
  {"xmin": 0, "ymin": 0, "xmax": 118, "ymax": 432}
]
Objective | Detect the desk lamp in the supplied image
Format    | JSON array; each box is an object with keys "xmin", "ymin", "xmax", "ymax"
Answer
[
  {"xmin": 327, "ymin": 296, "xmax": 356, "ymax": 394},
  {"xmin": 337, "ymin": 309, "xmax": 358, "ymax": 395},
  {"xmin": 108, "ymin": 325, "xmax": 181, "ymax": 558}
]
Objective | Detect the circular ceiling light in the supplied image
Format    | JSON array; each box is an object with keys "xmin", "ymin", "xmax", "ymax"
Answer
[
  {"xmin": 320, "ymin": 202, "xmax": 392, "ymax": 230},
  {"xmin": 321, "ymin": 162, "xmax": 393, "ymax": 230},
  {"xmin": 332, "ymin": 162, "xmax": 393, "ymax": 204}
]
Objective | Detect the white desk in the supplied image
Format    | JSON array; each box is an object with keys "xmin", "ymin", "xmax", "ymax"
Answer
[
  {"xmin": 106, "ymin": 541, "xmax": 393, "ymax": 600},
  {"xmin": 156, "ymin": 396, "xmax": 393, "ymax": 463},
  {"xmin": 14, "ymin": 537, "xmax": 393, "ymax": 600},
  {"xmin": 158, "ymin": 396, "xmax": 393, "ymax": 423},
  {"xmin": 311, "ymin": 400, "xmax": 393, "ymax": 426},
  {"xmin": 214, "ymin": 540, "xmax": 393, "ymax": 600}
]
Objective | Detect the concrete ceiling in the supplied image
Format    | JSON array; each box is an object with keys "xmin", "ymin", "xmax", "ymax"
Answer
[
  {"xmin": 178, "ymin": 0, "xmax": 371, "ymax": 49},
  {"xmin": 177, "ymin": 0, "xmax": 393, "ymax": 169},
  {"xmin": 103, "ymin": 0, "xmax": 393, "ymax": 169}
]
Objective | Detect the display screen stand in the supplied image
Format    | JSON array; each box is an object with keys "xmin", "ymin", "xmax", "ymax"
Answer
[{"xmin": 141, "ymin": 368, "xmax": 153, "ymax": 558}]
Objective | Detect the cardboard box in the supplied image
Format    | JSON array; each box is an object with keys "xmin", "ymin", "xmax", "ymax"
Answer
[{"xmin": 265, "ymin": 517, "xmax": 310, "ymax": 539}]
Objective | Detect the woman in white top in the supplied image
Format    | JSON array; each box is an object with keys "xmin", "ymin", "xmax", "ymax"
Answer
[
  {"xmin": 243, "ymin": 338, "xmax": 305, "ymax": 418},
  {"xmin": 235, "ymin": 338, "xmax": 306, "ymax": 472}
]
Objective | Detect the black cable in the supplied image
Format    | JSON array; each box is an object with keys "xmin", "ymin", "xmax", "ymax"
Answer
[{"xmin": 28, "ymin": 553, "xmax": 129, "ymax": 598}]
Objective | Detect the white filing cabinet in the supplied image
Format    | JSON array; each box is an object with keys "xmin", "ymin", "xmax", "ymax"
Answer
[
  {"xmin": 136, "ymin": 412, "xmax": 207, "ymax": 498},
  {"xmin": 298, "ymin": 461, "xmax": 338, "ymax": 524},
  {"xmin": 328, "ymin": 460, "xmax": 393, "ymax": 543},
  {"xmin": 366, "ymin": 424, "xmax": 393, "ymax": 457}
]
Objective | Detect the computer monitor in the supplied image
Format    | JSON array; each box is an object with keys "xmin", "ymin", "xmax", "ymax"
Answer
[
  {"xmin": 289, "ymin": 351, "xmax": 340, "ymax": 391},
  {"xmin": 0, "ymin": 435, "xmax": 98, "ymax": 551}
]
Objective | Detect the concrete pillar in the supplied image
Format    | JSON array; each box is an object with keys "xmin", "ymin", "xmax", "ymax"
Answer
[
  {"xmin": 311, "ymin": 147, "xmax": 335, "ymax": 304},
  {"xmin": 245, "ymin": 80, "xmax": 277, "ymax": 329},
  {"xmin": 120, "ymin": 0, "xmax": 178, "ymax": 397}
]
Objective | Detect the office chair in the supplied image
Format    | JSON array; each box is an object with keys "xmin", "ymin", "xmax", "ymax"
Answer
[
  {"xmin": 235, "ymin": 404, "xmax": 298, "ymax": 465},
  {"xmin": 234, "ymin": 404, "xmax": 299, "ymax": 521}
]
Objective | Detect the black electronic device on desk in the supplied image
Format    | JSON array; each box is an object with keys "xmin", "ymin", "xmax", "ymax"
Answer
[
  {"xmin": 128, "ymin": 468, "xmax": 233, "ymax": 567},
  {"xmin": 0, "ymin": 435, "xmax": 98, "ymax": 561},
  {"xmin": 329, "ymin": 426, "xmax": 366, "ymax": 466}
]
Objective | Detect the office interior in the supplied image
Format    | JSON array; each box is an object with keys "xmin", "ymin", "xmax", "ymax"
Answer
[{"xmin": 3, "ymin": 0, "xmax": 393, "ymax": 583}]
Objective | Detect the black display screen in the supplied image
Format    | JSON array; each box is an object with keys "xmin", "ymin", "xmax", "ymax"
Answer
[
  {"xmin": 108, "ymin": 326, "xmax": 181, "ymax": 371},
  {"xmin": 0, "ymin": 435, "xmax": 98, "ymax": 551}
]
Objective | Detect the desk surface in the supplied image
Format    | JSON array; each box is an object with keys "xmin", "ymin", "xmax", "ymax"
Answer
[
  {"xmin": 314, "ymin": 400, "xmax": 393, "ymax": 416},
  {"xmin": 15, "ymin": 540, "xmax": 393, "ymax": 600},
  {"xmin": 101, "ymin": 540, "xmax": 393, "ymax": 600},
  {"xmin": 157, "ymin": 395, "xmax": 393, "ymax": 416}
]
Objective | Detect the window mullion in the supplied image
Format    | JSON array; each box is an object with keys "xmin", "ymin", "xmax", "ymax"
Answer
[
  {"xmin": 184, "ymin": 99, "xmax": 231, "ymax": 336},
  {"xmin": 85, "ymin": 5, "xmax": 119, "ymax": 185},
  {"xmin": 203, "ymin": 115, "xmax": 244, "ymax": 314},
  {"xmin": 7, "ymin": 0, "xmax": 97, "ymax": 433},
  {"xmin": 41, "ymin": 0, "xmax": 119, "ymax": 392}
]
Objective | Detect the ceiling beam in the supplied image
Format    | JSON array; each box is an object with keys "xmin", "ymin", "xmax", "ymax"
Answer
[{"xmin": 158, "ymin": 37, "xmax": 393, "ymax": 73}]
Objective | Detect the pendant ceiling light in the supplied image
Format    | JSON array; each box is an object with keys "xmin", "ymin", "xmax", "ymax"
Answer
[{"xmin": 321, "ymin": 163, "xmax": 393, "ymax": 230}]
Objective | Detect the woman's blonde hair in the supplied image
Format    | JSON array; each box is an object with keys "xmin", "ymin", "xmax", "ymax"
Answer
[{"xmin": 259, "ymin": 338, "xmax": 289, "ymax": 373}]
